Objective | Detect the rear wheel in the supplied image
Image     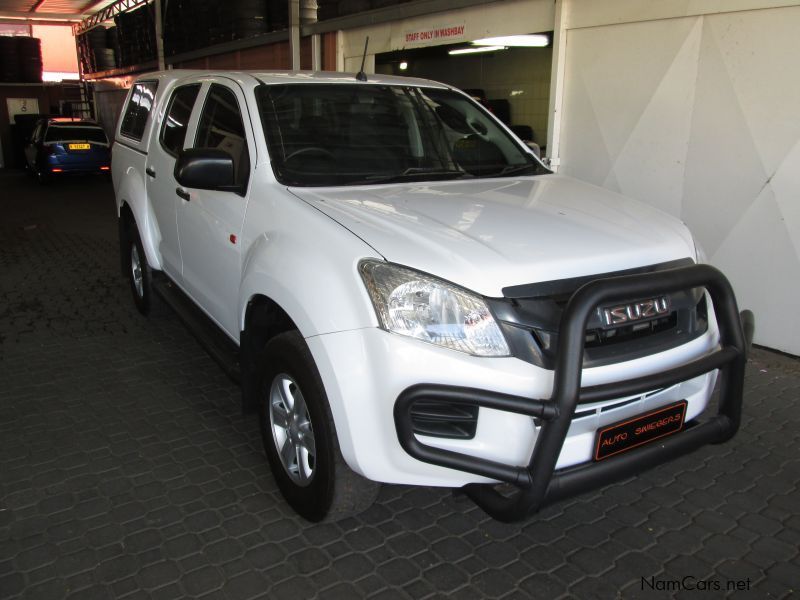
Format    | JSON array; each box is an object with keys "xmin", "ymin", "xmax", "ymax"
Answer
[{"xmin": 258, "ymin": 331, "xmax": 379, "ymax": 521}]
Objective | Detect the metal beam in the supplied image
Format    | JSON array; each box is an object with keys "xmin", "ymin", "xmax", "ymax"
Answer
[
  {"xmin": 0, "ymin": 10, "xmax": 81, "ymax": 22},
  {"xmin": 72, "ymin": 0, "xmax": 150, "ymax": 34},
  {"xmin": 82, "ymin": 58, "xmax": 157, "ymax": 79}
]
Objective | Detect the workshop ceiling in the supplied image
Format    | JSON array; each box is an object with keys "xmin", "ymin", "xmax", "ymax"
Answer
[{"xmin": 0, "ymin": 0, "xmax": 114, "ymax": 21}]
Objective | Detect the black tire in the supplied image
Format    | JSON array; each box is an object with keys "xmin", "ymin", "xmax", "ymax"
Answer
[
  {"xmin": 258, "ymin": 330, "xmax": 379, "ymax": 522},
  {"xmin": 126, "ymin": 222, "xmax": 158, "ymax": 315},
  {"xmin": 36, "ymin": 167, "xmax": 51, "ymax": 185}
]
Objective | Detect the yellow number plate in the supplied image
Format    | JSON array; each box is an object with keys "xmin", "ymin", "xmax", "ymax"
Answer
[{"xmin": 68, "ymin": 143, "xmax": 91, "ymax": 150}]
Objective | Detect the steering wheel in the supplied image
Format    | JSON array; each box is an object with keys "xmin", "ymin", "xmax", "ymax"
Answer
[{"xmin": 284, "ymin": 147, "xmax": 335, "ymax": 163}]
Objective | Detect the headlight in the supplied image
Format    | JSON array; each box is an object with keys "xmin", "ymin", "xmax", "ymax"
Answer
[{"xmin": 359, "ymin": 260, "xmax": 510, "ymax": 357}]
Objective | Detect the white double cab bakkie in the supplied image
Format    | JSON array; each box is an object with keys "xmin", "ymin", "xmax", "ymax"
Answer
[{"xmin": 112, "ymin": 70, "xmax": 751, "ymax": 522}]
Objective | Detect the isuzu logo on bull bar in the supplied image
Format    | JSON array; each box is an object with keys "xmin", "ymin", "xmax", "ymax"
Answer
[{"xmin": 601, "ymin": 296, "xmax": 671, "ymax": 326}]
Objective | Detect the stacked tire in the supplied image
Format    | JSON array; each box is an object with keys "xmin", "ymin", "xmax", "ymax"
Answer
[
  {"xmin": 17, "ymin": 37, "xmax": 43, "ymax": 82},
  {"xmin": 316, "ymin": 0, "xmax": 410, "ymax": 20},
  {"xmin": 0, "ymin": 36, "xmax": 43, "ymax": 83},
  {"xmin": 114, "ymin": 4, "xmax": 157, "ymax": 67},
  {"xmin": 0, "ymin": 36, "xmax": 21, "ymax": 82},
  {"xmin": 232, "ymin": 0, "xmax": 270, "ymax": 40},
  {"xmin": 164, "ymin": 0, "xmax": 288, "ymax": 56}
]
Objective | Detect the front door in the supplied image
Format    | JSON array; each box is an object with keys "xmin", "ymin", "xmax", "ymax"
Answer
[
  {"xmin": 24, "ymin": 122, "xmax": 42, "ymax": 169},
  {"xmin": 176, "ymin": 79, "xmax": 254, "ymax": 339},
  {"xmin": 146, "ymin": 82, "xmax": 203, "ymax": 281}
]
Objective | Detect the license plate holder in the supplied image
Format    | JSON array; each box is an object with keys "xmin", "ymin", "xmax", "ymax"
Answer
[
  {"xmin": 594, "ymin": 400, "xmax": 687, "ymax": 461},
  {"xmin": 68, "ymin": 143, "xmax": 91, "ymax": 150}
]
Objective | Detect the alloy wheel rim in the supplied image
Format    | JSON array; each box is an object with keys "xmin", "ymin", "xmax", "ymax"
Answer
[
  {"xmin": 131, "ymin": 245, "xmax": 144, "ymax": 298},
  {"xmin": 269, "ymin": 373, "xmax": 316, "ymax": 486}
]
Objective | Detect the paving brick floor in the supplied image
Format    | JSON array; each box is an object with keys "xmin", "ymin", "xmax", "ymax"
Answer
[{"xmin": 0, "ymin": 171, "xmax": 798, "ymax": 599}]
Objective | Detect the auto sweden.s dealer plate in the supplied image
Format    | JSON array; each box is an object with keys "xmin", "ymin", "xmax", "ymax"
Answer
[{"xmin": 594, "ymin": 400, "xmax": 688, "ymax": 461}]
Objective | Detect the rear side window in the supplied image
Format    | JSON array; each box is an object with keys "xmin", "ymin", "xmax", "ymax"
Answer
[
  {"xmin": 120, "ymin": 81, "xmax": 159, "ymax": 141},
  {"xmin": 160, "ymin": 84, "xmax": 201, "ymax": 156}
]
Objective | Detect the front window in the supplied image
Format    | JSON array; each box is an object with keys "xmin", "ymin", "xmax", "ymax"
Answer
[
  {"xmin": 256, "ymin": 83, "xmax": 548, "ymax": 186},
  {"xmin": 193, "ymin": 84, "xmax": 251, "ymax": 190}
]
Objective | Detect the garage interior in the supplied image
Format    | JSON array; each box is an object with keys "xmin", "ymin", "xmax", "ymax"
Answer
[
  {"xmin": 375, "ymin": 37, "xmax": 553, "ymax": 153},
  {"xmin": 1, "ymin": 0, "xmax": 799, "ymax": 598}
]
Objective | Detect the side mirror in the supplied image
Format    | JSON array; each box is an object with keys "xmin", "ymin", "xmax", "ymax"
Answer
[{"xmin": 174, "ymin": 148, "xmax": 240, "ymax": 193}]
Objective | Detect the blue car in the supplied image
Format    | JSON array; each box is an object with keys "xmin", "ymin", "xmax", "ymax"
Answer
[{"xmin": 24, "ymin": 118, "xmax": 111, "ymax": 183}]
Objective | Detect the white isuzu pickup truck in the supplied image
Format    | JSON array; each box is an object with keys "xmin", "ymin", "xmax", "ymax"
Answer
[{"xmin": 112, "ymin": 70, "xmax": 751, "ymax": 522}]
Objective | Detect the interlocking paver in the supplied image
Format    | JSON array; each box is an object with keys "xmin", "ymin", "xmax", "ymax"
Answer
[{"xmin": 1, "ymin": 172, "xmax": 798, "ymax": 599}]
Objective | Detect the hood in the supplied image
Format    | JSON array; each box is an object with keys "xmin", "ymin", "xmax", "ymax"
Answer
[{"xmin": 289, "ymin": 174, "xmax": 695, "ymax": 297}]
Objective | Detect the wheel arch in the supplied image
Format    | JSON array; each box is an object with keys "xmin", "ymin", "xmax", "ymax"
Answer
[
  {"xmin": 240, "ymin": 293, "xmax": 301, "ymax": 413},
  {"xmin": 115, "ymin": 170, "xmax": 162, "ymax": 272}
]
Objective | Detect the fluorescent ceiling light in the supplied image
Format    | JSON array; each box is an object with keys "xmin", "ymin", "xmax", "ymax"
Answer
[
  {"xmin": 472, "ymin": 34, "xmax": 549, "ymax": 47},
  {"xmin": 448, "ymin": 45, "xmax": 505, "ymax": 55}
]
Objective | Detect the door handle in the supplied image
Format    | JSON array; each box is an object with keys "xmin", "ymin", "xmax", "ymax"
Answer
[
  {"xmin": 176, "ymin": 187, "xmax": 191, "ymax": 201},
  {"xmin": 146, "ymin": 166, "xmax": 156, "ymax": 178}
]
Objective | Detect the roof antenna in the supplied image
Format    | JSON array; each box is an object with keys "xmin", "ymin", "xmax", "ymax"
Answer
[{"xmin": 356, "ymin": 36, "xmax": 369, "ymax": 82}]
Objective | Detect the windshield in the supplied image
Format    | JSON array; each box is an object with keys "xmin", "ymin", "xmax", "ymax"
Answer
[
  {"xmin": 45, "ymin": 126, "xmax": 108, "ymax": 144},
  {"xmin": 256, "ymin": 83, "xmax": 548, "ymax": 186}
]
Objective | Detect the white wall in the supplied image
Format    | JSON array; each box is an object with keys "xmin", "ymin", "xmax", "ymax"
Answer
[{"xmin": 558, "ymin": 3, "xmax": 800, "ymax": 354}]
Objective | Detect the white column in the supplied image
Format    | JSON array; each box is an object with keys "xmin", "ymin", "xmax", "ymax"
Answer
[
  {"xmin": 154, "ymin": 0, "xmax": 165, "ymax": 70},
  {"xmin": 290, "ymin": 0, "xmax": 301, "ymax": 69},
  {"xmin": 546, "ymin": 0, "xmax": 568, "ymax": 171}
]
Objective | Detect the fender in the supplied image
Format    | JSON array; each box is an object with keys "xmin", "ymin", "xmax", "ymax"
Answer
[
  {"xmin": 236, "ymin": 198, "xmax": 385, "ymax": 476},
  {"xmin": 236, "ymin": 179, "xmax": 387, "ymax": 338},
  {"xmin": 237, "ymin": 227, "xmax": 380, "ymax": 339},
  {"xmin": 115, "ymin": 160, "xmax": 163, "ymax": 272}
]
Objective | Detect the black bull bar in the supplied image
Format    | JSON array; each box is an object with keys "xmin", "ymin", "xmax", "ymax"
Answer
[{"xmin": 394, "ymin": 264, "xmax": 750, "ymax": 522}]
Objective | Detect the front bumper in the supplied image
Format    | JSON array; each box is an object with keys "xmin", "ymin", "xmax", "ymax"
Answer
[{"xmin": 393, "ymin": 264, "xmax": 748, "ymax": 521}]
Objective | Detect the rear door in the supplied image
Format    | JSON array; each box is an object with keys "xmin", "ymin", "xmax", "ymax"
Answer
[
  {"xmin": 145, "ymin": 82, "xmax": 203, "ymax": 282},
  {"xmin": 175, "ymin": 78, "xmax": 254, "ymax": 339}
]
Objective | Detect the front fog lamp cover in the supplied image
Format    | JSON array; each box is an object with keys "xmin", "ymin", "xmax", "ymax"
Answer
[{"xmin": 359, "ymin": 260, "xmax": 510, "ymax": 357}]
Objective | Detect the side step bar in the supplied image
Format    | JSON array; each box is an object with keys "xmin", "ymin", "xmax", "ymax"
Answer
[{"xmin": 152, "ymin": 277, "xmax": 241, "ymax": 384}]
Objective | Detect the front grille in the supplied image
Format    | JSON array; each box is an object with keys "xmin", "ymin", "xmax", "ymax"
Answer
[
  {"xmin": 410, "ymin": 400, "xmax": 479, "ymax": 439},
  {"xmin": 584, "ymin": 313, "xmax": 678, "ymax": 348},
  {"xmin": 488, "ymin": 259, "xmax": 709, "ymax": 369}
]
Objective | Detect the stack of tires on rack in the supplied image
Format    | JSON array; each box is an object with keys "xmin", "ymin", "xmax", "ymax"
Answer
[
  {"xmin": 0, "ymin": 36, "xmax": 43, "ymax": 83},
  {"xmin": 77, "ymin": 3, "xmax": 157, "ymax": 75},
  {"xmin": 317, "ymin": 0, "xmax": 408, "ymax": 20},
  {"xmin": 115, "ymin": 4, "xmax": 157, "ymax": 67},
  {"xmin": 163, "ymin": 0, "xmax": 289, "ymax": 57}
]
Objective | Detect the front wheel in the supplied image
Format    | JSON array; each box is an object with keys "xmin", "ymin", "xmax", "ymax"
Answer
[
  {"xmin": 126, "ymin": 223, "xmax": 159, "ymax": 315},
  {"xmin": 258, "ymin": 331, "xmax": 379, "ymax": 521}
]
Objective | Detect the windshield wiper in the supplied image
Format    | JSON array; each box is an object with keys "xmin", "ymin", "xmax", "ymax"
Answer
[
  {"xmin": 363, "ymin": 167, "xmax": 474, "ymax": 184},
  {"xmin": 489, "ymin": 163, "xmax": 543, "ymax": 178}
]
